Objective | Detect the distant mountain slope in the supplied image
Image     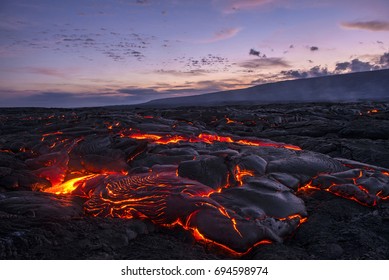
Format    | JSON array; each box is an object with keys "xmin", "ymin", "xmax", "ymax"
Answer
[{"xmin": 143, "ymin": 69, "xmax": 389, "ymax": 107}]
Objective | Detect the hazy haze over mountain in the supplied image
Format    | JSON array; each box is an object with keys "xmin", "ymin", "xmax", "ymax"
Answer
[{"xmin": 144, "ymin": 69, "xmax": 389, "ymax": 107}]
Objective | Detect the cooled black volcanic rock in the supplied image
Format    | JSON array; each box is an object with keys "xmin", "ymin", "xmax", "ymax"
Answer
[
  {"xmin": 0, "ymin": 102, "xmax": 389, "ymax": 259},
  {"xmin": 178, "ymin": 156, "xmax": 229, "ymax": 189}
]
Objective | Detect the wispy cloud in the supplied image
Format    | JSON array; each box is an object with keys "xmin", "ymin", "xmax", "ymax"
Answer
[
  {"xmin": 0, "ymin": 77, "xmax": 252, "ymax": 107},
  {"xmin": 200, "ymin": 27, "xmax": 241, "ymax": 43},
  {"xmin": 215, "ymin": 0, "xmax": 273, "ymax": 14},
  {"xmin": 11, "ymin": 67, "xmax": 79, "ymax": 79},
  {"xmin": 1, "ymin": 25, "xmax": 155, "ymax": 63},
  {"xmin": 120, "ymin": 79, "xmax": 246, "ymax": 98},
  {"xmin": 0, "ymin": 91, "xmax": 128, "ymax": 108},
  {"xmin": 239, "ymin": 57, "xmax": 290, "ymax": 69},
  {"xmin": 117, "ymin": 87, "xmax": 160, "ymax": 96},
  {"xmin": 135, "ymin": 0, "xmax": 150, "ymax": 5},
  {"xmin": 182, "ymin": 78, "xmax": 249, "ymax": 92},
  {"xmin": 0, "ymin": 17, "xmax": 30, "ymax": 31},
  {"xmin": 155, "ymin": 69, "xmax": 209, "ymax": 76},
  {"xmin": 166, "ymin": 54, "xmax": 231, "ymax": 74},
  {"xmin": 340, "ymin": 20, "xmax": 389, "ymax": 31}
]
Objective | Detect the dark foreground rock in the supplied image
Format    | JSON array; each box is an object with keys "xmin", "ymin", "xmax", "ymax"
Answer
[{"xmin": 1, "ymin": 101, "xmax": 389, "ymax": 259}]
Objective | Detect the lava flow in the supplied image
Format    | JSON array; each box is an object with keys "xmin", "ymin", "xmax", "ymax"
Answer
[
  {"xmin": 44, "ymin": 170, "xmax": 306, "ymax": 255},
  {"xmin": 44, "ymin": 174, "xmax": 98, "ymax": 195},
  {"xmin": 123, "ymin": 131, "xmax": 302, "ymax": 150},
  {"xmin": 298, "ymin": 168, "xmax": 389, "ymax": 206},
  {"xmin": 27, "ymin": 126, "xmax": 389, "ymax": 255}
]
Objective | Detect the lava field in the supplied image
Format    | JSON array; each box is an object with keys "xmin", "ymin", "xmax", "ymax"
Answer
[{"xmin": 1, "ymin": 102, "xmax": 389, "ymax": 259}]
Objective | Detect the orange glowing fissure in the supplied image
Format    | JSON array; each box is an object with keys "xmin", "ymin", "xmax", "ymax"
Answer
[
  {"xmin": 225, "ymin": 117, "xmax": 243, "ymax": 124},
  {"xmin": 170, "ymin": 217, "xmax": 272, "ymax": 256},
  {"xmin": 298, "ymin": 172, "xmax": 386, "ymax": 207},
  {"xmin": 182, "ymin": 213, "xmax": 306, "ymax": 256},
  {"xmin": 191, "ymin": 228, "xmax": 272, "ymax": 256},
  {"xmin": 181, "ymin": 207, "xmax": 247, "ymax": 255},
  {"xmin": 124, "ymin": 132, "xmax": 301, "ymax": 150},
  {"xmin": 234, "ymin": 166, "xmax": 254, "ymax": 186},
  {"xmin": 41, "ymin": 131, "xmax": 63, "ymax": 141}
]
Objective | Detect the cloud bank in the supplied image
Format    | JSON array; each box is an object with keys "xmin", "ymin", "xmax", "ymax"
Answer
[{"xmin": 280, "ymin": 52, "xmax": 389, "ymax": 80}]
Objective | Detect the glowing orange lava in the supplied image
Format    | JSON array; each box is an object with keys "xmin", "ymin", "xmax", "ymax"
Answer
[
  {"xmin": 35, "ymin": 124, "xmax": 387, "ymax": 256},
  {"xmin": 123, "ymin": 131, "xmax": 301, "ymax": 150},
  {"xmin": 44, "ymin": 174, "xmax": 98, "ymax": 195},
  {"xmin": 177, "ymin": 218, "xmax": 272, "ymax": 256},
  {"xmin": 298, "ymin": 173, "xmax": 379, "ymax": 207},
  {"xmin": 234, "ymin": 166, "xmax": 254, "ymax": 186},
  {"xmin": 225, "ymin": 117, "xmax": 242, "ymax": 124},
  {"xmin": 41, "ymin": 131, "xmax": 63, "ymax": 141}
]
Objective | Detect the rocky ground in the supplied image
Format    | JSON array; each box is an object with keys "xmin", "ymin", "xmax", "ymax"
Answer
[{"xmin": 1, "ymin": 101, "xmax": 388, "ymax": 259}]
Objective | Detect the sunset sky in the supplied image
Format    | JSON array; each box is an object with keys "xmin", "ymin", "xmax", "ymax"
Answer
[{"xmin": 1, "ymin": 0, "xmax": 388, "ymax": 107}]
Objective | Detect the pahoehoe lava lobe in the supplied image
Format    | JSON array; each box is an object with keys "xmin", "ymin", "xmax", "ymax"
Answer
[
  {"xmin": 1, "ymin": 102, "xmax": 389, "ymax": 258},
  {"xmin": 76, "ymin": 171, "xmax": 306, "ymax": 253}
]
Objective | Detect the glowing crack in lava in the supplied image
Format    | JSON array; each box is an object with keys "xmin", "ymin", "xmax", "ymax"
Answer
[
  {"xmin": 299, "ymin": 163, "xmax": 389, "ymax": 206},
  {"xmin": 122, "ymin": 132, "xmax": 302, "ymax": 150},
  {"xmin": 38, "ymin": 130, "xmax": 389, "ymax": 255}
]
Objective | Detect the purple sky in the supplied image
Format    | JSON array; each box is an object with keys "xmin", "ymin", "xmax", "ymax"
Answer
[{"xmin": 1, "ymin": 0, "xmax": 388, "ymax": 107}]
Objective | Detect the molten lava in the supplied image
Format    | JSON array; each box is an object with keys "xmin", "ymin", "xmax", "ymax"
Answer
[
  {"xmin": 298, "ymin": 167, "xmax": 389, "ymax": 207},
  {"xmin": 225, "ymin": 117, "xmax": 243, "ymax": 124},
  {"xmin": 44, "ymin": 174, "xmax": 98, "ymax": 195},
  {"xmin": 33, "ymin": 123, "xmax": 388, "ymax": 255},
  {"xmin": 123, "ymin": 131, "xmax": 301, "ymax": 150},
  {"xmin": 367, "ymin": 109, "xmax": 379, "ymax": 114},
  {"xmin": 234, "ymin": 166, "xmax": 254, "ymax": 186}
]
